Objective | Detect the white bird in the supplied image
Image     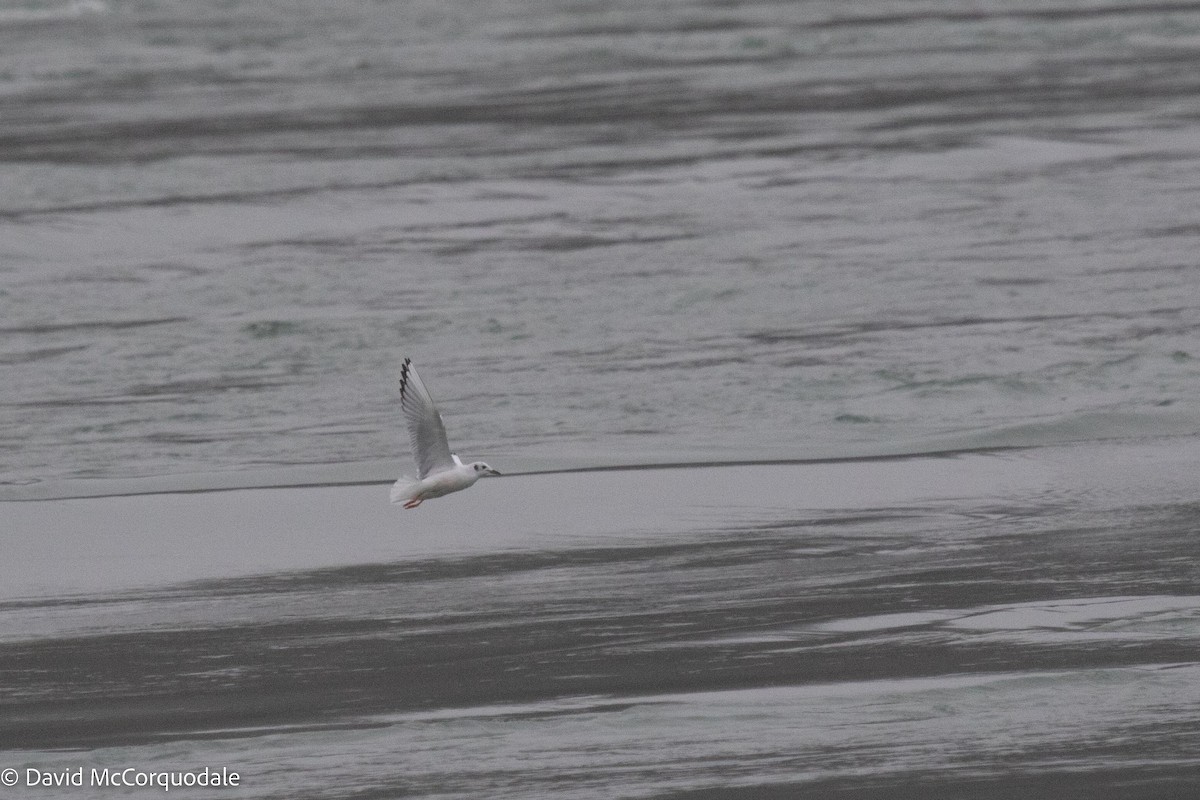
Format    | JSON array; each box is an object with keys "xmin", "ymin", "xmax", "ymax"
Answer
[{"xmin": 391, "ymin": 357, "xmax": 500, "ymax": 509}]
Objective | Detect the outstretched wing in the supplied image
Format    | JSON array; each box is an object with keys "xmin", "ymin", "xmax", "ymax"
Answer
[{"xmin": 399, "ymin": 358, "xmax": 456, "ymax": 478}]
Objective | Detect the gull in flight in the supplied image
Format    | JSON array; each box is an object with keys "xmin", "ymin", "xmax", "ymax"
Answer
[{"xmin": 391, "ymin": 357, "xmax": 500, "ymax": 508}]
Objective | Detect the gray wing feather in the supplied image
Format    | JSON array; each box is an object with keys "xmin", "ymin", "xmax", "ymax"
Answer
[{"xmin": 399, "ymin": 358, "xmax": 456, "ymax": 478}]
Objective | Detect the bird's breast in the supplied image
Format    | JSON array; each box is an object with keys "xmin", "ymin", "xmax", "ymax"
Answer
[{"xmin": 421, "ymin": 468, "xmax": 476, "ymax": 498}]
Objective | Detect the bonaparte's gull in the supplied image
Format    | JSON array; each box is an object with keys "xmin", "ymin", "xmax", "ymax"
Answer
[{"xmin": 391, "ymin": 357, "xmax": 500, "ymax": 508}]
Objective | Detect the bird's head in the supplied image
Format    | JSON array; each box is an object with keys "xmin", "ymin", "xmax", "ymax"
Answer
[{"xmin": 470, "ymin": 462, "xmax": 501, "ymax": 477}]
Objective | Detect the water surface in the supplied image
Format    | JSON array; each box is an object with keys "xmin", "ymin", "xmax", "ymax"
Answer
[
  {"xmin": 3, "ymin": 1, "xmax": 1200, "ymax": 797},
  {"xmin": 3, "ymin": 0, "xmax": 1200, "ymax": 488}
]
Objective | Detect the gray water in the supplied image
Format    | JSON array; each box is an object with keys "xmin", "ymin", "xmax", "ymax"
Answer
[
  {"xmin": 5, "ymin": 443, "xmax": 1200, "ymax": 798},
  {"xmin": 4, "ymin": 0, "xmax": 1200, "ymax": 488},
  {"xmin": 3, "ymin": 0, "xmax": 1200, "ymax": 797}
]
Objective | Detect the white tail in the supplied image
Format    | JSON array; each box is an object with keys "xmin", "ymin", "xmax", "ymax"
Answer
[{"xmin": 389, "ymin": 476, "xmax": 420, "ymax": 504}]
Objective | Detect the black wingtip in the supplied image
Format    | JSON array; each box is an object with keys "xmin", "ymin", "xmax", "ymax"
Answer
[{"xmin": 399, "ymin": 357, "xmax": 412, "ymax": 394}]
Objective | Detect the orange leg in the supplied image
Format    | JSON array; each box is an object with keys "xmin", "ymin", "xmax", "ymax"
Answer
[{"xmin": 403, "ymin": 497, "xmax": 423, "ymax": 509}]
